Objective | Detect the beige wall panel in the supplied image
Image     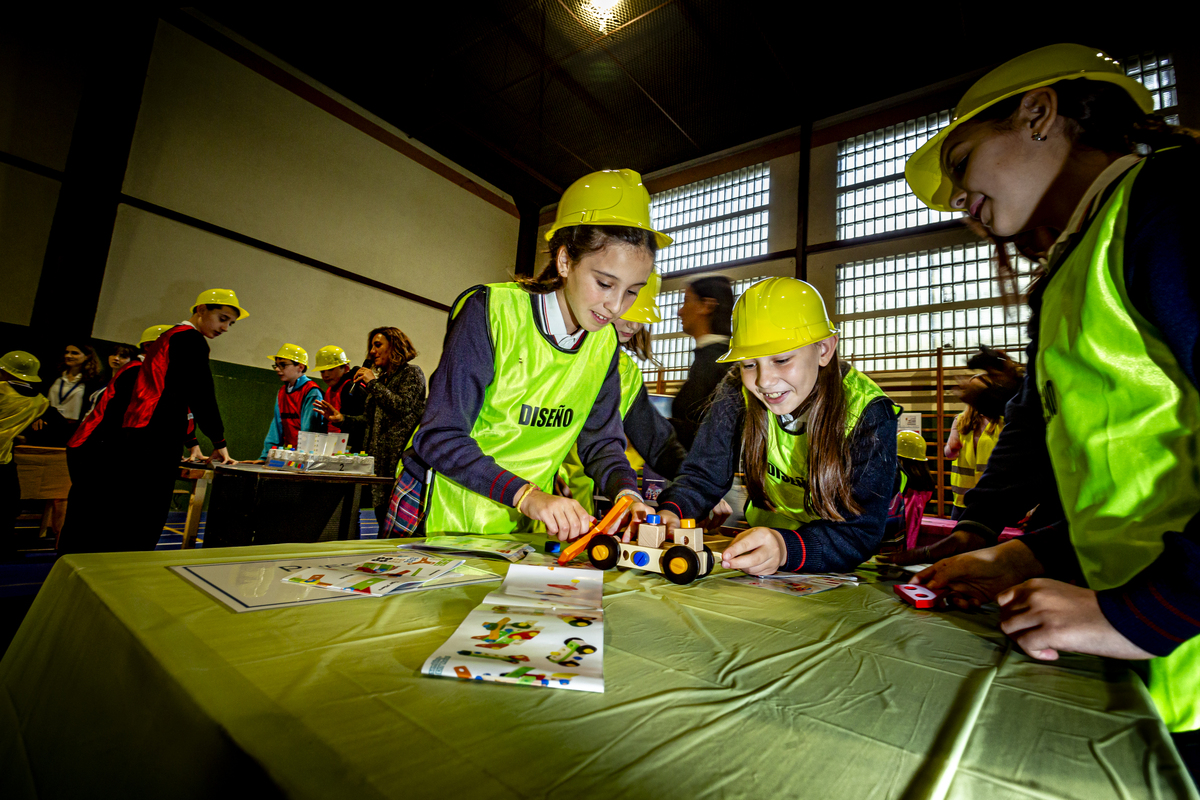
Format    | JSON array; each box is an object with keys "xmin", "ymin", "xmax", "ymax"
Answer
[
  {"xmin": 123, "ymin": 22, "xmax": 516, "ymax": 307},
  {"xmin": 0, "ymin": 30, "xmax": 84, "ymax": 172},
  {"xmin": 807, "ymin": 142, "xmax": 839, "ymax": 246},
  {"xmin": 95, "ymin": 205, "xmax": 449, "ymax": 375},
  {"xmin": 766, "ymin": 152, "xmax": 798, "ymax": 253},
  {"xmin": 0, "ymin": 164, "xmax": 60, "ymax": 325}
]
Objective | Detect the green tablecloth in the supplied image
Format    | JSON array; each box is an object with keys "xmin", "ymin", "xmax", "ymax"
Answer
[{"xmin": 2, "ymin": 540, "xmax": 1196, "ymax": 799}]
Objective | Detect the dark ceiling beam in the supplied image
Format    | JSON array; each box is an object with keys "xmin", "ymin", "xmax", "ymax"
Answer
[{"xmin": 554, "ymin": 0, "xmax": 699, "ymax": 151}]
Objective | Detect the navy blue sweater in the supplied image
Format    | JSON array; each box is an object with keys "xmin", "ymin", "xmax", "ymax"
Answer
[
  {"xmin": 957, "ymin": 146, "xmax": 1200, "ymax": 657},
  {"xmin": 657, "ymin": 371, "xmax": 898, "ymax": 573}
]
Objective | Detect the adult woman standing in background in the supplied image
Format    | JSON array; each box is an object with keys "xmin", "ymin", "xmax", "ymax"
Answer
[
  {"xmin": 30, "ymin": 342, "xmax": 103, "ymax": 446},
  {"xmin": 317, "ymin": 327, "xmax": 425, "ymax": 529}
]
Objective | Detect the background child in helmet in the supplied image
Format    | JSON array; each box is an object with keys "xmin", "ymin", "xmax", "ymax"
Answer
[
  {"xmin": 116, "ymin": 290, "xmax": 244, "ymax": 551},
  {"xmin": 1, "ymin": 352, "xmax": 50, "ymax": 551},
  {"xmin": 900, "ymin": 45, "xmax": 1200, "ymax": 767},
  {"xmin": 311, "ymin": 345, "xmax": 364, "ymax": 451},
  {"xmin": 386, "ymin": 169, "xmax": 659, "ymax": 541},
  {"xmin": 554, "ymin": 275, "xmax": 688, "ymax": 519},
  {"xmin": 256, "ymin": 344, "xmax": 325, "ymax": 462},
  {"xmin": 883, "ymin": 431, "xmax": 935, "ymax": 556},
  {"xmin": 56, "ymin": 326, "xmax": 189, "ymax": 555},
  {"xmin": 656, "ymin": 277, "xmax": 899, "ymax": 576}
]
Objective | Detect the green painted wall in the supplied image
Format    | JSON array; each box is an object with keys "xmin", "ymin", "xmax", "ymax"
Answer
[{"xmin": 189, "ymin": 358, "xmax": 281, "ymax": 461}]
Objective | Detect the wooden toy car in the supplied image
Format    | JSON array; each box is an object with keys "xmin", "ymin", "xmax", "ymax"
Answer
[{"xmin": 586, "ymin": 515, "xmax": 714, "ymax": 585}]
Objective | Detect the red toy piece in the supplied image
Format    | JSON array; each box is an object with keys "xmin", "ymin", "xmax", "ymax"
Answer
[{"xmin": 893, "ymin": 583, "xmax": 946, "ymax": 609}]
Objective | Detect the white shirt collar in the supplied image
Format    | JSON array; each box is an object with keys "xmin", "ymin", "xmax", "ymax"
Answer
[
  {"xmin": 695, "ymin": 334, "xmax": 730, "ymax": 351},
  {"xmin": 541, "ymin": 291, "xmax": 585, "ymax": 349},
  {"xmin": 179, "ymin": 319, "xmax": 197, "ymax": 330}
]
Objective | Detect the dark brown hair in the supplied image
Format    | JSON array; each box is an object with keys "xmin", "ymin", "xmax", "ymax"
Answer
[
  {"xmin": 520, "ymin": 224, "xmax": 658, "ymax": 295},
  {"xmin": 739, "ymin": 354, "xmax": 864, "ymax": 522},
  {"xmin": 955, "ymin": 345, "xmax": 1025, "ymax": 422},
  {"xmin": 963, "ymin": 79, "xmax": 1200, "ymax": 304},
  {"xmin": 60, "ymin": 342, "xmax": 101, "ymax": 381},
  {"xmin": 367, "ymin": 327, "xmax": 418, "ymax": 373},
  {"xmin": 111, "ymin": 343, "xmax": 139, "ymax": 361}
]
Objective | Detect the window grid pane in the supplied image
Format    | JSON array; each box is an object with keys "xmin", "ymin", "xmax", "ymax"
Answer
[
  {"xmin": 640, "ymin": 276, "xmax": 766, "ymax": 382},
  {"xmin": 650, "ymin": 164, "xmax": 771, "ymax": 275},
  {"xmin": 1125, "ymin": 51, "xmax": 1178, "ymax": 115},
  {"xmin": 835, "ymin": 111, "xmax": 958, "ymax": 240},
  {"xmin": 835, "ymin": 244, "xmax": 1037, "ymax": 372}
]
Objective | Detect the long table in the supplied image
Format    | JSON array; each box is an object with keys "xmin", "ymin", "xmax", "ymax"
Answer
[{"xmin": 2, "ymin": 539, "xmax": 1195, "ymax": 799}]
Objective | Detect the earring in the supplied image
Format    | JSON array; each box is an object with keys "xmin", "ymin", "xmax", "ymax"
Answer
[{"xmin": 1032, "ymin": 133, "xmax": 1047, "ymax": 141}]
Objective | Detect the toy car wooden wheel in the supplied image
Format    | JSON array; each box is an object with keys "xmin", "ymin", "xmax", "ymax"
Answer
[
  {"xmin": 700, "ymin": 546, "xmax": 715, "ymax": 577},
  {"xmin": 661, "ymin": 545, "xmax": 699, "ymax": 584},
  {"xmin": 566, "ymin": 637, "xmax": 596, "ymax": 654},
  {"xmin": 587, "ymin": 533, "xmax": 621, "ymax": 570}
]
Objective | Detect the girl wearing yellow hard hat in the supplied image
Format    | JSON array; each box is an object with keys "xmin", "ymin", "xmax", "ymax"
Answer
[
  {"xmin": 552, "ymin": 273, "xmax": 690, "ymax": 520},
  {"xmin": 655, "ymin": 277, "xmax": 899, "ymax": 576},
  {"xmin": 903, "ymin": 44, "xmax": 1200, "ymax": 752},
  {"xmin": 882, "ymin": 431, "xmax": 934, "ymax": 555},
  {"xmin": 255, "ymin": 344, "xmax": 326, "ymax": 462},
  {"xmin": 386, "ymin": 169, "xmax": 665, "ymax": 541}
]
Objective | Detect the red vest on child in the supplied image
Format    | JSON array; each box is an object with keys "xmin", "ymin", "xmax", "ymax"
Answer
[
  {"xmin": 323, "ymin": 376, "xmax": 351, "ymax": 434},
  {"xmin": 123, "ymin": 325, "xmax": 192, "ymax": 429},
  {"xmin": 277, "ymin": 380, "xmax": 322, "ymax": 446},
  {"xmin": 68, "ymin": 360, "xmax": 142, "ymax": 448}
]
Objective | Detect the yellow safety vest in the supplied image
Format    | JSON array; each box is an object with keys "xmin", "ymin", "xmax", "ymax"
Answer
[
  {"xmin": 949, "ymin": 417, "xmax": 1003, "ymax": 508},
  {"xmin": 744, "ymin": 367, "xmax": 895, "ymax": 529},
  {"xmin": 1037, "ymin": 153, "xmax": 1200, "ymax": 733},
  {"xmin": 420, "ymin": 283, "xmax": 618, "ymax": 535}
]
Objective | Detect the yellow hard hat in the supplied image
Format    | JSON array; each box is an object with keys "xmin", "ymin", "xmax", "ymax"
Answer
[
  {"xmin": 906, "ymin": 44, "xmax": 1155, "ymax": 212},
  {"xmin": 716, "ymin": 278, "xmax": 838, "ymax": 363},
  {"xmin": 271, "ymin": 343, "xmax": 308, "ymax": 367},
  {"xmin": 620, "ymin": 272, "xmax": 662, "ymax": 324},
  {"xmin": 897, "ymin": 430, "xmax": 929, "ymax": 461},
  {"xmin": 312, "ymin": 345, "xmax": 350, "ymax": 371},
  {"xmin": 192, "ymin": 288, "xmax": 250, "ymax": 320},
  {"xmin": 545, "ymin": 169, "xmax": 673, "ymax": 249},
  {"xmin": 139, "ymin": 324, "xmax": 173, "ymax": 346},
  {"xmin": 0, "ymin": 351, "xmax": 41, "ymax": 382}
]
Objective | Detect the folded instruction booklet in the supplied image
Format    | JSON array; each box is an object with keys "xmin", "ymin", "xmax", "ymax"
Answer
[
  {"xmin": 423, "ymin": 564, "xmax": 606, "ymax": 692},
  {"xmin": 395, "ymin": 536, "xmax": 535, "ymax": 563},
  {"xmin": 281, "ymin": 554, "xmax": 465, "ymax": 597}
]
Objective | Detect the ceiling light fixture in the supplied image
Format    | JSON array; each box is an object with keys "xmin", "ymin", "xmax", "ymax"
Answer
[{"xmin": 580, "ymin": 0, "xmax": 621, "ymax": 34}]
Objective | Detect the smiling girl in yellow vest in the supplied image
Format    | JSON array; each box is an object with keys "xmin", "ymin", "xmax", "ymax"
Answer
[
  {"xmin": 655, "ymin": 277, "xmax": 899, "ymax": 576},
  {"xmin": 905, "ymin": 44, "xmax": 1200, "ymax": 762},
  {"xmin": 386, "ymin": 169, "xmax": 662, "ymax": 541}
]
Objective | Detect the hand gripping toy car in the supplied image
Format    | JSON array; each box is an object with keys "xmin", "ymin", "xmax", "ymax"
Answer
[{"xmin": 585, "ymin": 515, "xmax": 714, "ymax": 585}]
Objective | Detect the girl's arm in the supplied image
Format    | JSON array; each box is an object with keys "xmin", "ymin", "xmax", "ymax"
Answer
[
  {"xmin": 655, "ymin": 378, "xmax": 743, "ymax": 521},
  {"xmin": 774, "ymin": 398, "xmax": 898, "ymax": 573},
  {"xmin": 575, "ymin": 348, "xmax": 640, "ymax": 501},
  {"xmin": 409, "ymin": 289, "xmax": 528, "ymax": 508},
  {"xmin": 622, "ymin": 384, "xmax": 688, "ymax": 479},
  {"xmin": 944, "ymin": 414, "xmax": 962, "ymax": 459}
]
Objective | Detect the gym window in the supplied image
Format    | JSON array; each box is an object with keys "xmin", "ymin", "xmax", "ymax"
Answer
[
  {"xmin": 641, "ymin": 276, "xmax": 766, "ymax": 383},
  {"xmin": 649, "ymin": 164, "xmax": 770, "ymax": 275},
  {"xmin": 835, "ymin": 111, "xmax": 960, "ymax": 240},
  {"xmin": 1124, "ymin": 51, "xmax": 1180, "ymax": 126},
  {"xmin": 835, "ymin": 243, "xmax": 1037, "ymax": 372}
]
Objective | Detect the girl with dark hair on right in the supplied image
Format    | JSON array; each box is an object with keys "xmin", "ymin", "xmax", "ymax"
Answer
[
  {"xmin": 317, "ymin": 327, "xmax": 426, "ymax": 528},
  {"xmin": 655, "ymin": 277, "xmax": 899, "ymax": 576},
  {"xmin": 901, "ymin": 44, "xmax": 1200, "ymax": 775},
  {"xmin": 381, "ymin": 169, "xmax": 661, "ymax": 541}
]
